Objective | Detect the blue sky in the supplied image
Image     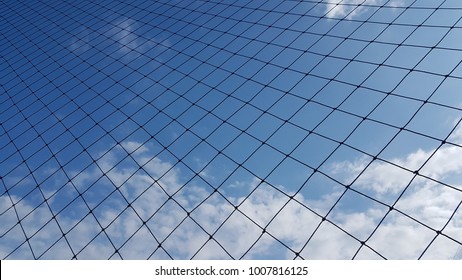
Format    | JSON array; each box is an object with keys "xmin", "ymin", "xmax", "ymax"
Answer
[{"xmin": 1, "ymin": 0, "xmax": 462, "ymax": 259}]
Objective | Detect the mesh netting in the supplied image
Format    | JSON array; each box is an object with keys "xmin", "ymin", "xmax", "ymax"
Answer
[{"xmin": 1, "ymin": 0, "xmax": 462, "ymax": 260}]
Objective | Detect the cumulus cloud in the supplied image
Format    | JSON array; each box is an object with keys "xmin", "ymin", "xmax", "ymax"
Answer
[
  {"xmin": 327, "ymin": 125, "xmax": 462, "ymax": 259},
  {"xmin": 1, "ymin": 134, "xmax": 462, "ymax": 259}
]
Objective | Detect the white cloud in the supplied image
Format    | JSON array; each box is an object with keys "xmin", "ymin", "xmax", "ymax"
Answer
[
  {"xmin": 68, "ymin": 17, "xmax": 171, "ymax": 61},
  {"xmin": 2, "ymin": 134, "xmax": 462, "ymax": 259},
  {"xmin": 324, "ymin": 0, "xmax": 379, "ymax": 19},
  {"xmin": 326, "ymin": 125, "xmax": 462, "ymax": 259},
  {"xmin": 110, "ymin": 18, "xmax": 151, "ymax": 57},
  {"xmin": 324, "ymin": 0, "xmax": 405, "ymax": 19},
  {"xmin": 120, "ymin": 141, "xmax": 149, "ymax": 154},
  {"xmin": 108, "ymin": 17, "xmax": 172, "ymax": 61},
  {"xmin": 333, "ymin": 133, "xmax": 462, "ymax": 196},
  {"xmin": 420, "ymin": 146, "xmax": 462, "ymax": 182}
]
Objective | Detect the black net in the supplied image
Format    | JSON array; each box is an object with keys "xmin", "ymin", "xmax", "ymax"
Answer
[{"xmin": 1, "ymin": 0, "xmax": 462, "ymax": 260}]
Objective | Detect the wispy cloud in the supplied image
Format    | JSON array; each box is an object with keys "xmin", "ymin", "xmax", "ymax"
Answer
[
  {"xmin": 324, "ymin": 0, "xmax": 405, "ymax": 19},
  {"xmin": 69, "ymin": 17, "xmax": 171, "ymax": 60},
  {"xmin": 108, "ymin": 17, "xmax": 172, "ymax": 60},
  {"xmin": 68, "ymin": 26, "xmax": 91, "ymax": 53}
]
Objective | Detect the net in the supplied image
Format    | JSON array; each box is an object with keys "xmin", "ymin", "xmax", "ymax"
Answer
[{"xmin": 1, "ymin": 0, "xmax": 462, "ymax": 260}]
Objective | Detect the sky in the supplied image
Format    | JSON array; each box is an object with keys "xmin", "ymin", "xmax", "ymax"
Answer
[{"xmin": 1, "ymin": 0, "xmax": 462, "ymax": 259}]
